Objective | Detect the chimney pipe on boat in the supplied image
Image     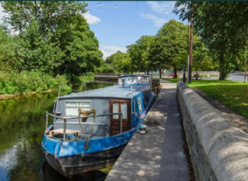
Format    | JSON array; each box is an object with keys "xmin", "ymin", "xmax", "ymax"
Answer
[{"xmin": 122, "ymin": 79, "xmax": 125, "ymax": 87}]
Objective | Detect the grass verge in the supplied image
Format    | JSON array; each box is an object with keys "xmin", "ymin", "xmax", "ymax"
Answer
[{"xmin": 163, "ymin": 78, "xmax": 248, "ymax": 118}]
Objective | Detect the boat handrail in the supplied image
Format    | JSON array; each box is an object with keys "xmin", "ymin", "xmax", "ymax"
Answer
[
  {"xmin": 46, "ymin": 112, "xmax": 122, "ymax": 120},
  {"xmin": 125, "ymin": 85, "xmax": 148, "ymax": 97},
  {"xmin": 45, "ymin": 111, "xmax": 123, "ymax": 141}
]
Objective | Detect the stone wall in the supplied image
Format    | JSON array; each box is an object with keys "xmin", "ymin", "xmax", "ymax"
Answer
[{"xmin": 177, "ymin": 81, "xmax": 248, "ymax": 181}]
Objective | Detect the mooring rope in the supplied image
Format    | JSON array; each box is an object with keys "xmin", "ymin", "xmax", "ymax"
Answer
[{"xmin": 78, "ymin": 108, "xmax": 96, "ymax": 150}]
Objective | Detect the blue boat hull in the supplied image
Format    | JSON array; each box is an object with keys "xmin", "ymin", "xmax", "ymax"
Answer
[
  {"xmin": 43, "ymin": 144, "xmax": 126, "ymax": 176},
  {"xmin": 43, "ymin": 160, "xmax": 107, "ymax": 180},
  {"xmin": 42, "ymin": 128, "xmax": 137, "ymax": 176}
]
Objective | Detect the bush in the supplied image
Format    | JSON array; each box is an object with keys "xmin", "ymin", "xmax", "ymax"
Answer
[
  {"xmin": 75, "ymin": 75, "xmax": 94, "ymax": 84},
  {"xmin": 55, "ymin": 75, "xmax": 71, "ymax": 91},
  {"xmin": 85, "ymin": 72, "xmax": 95, "ymax": 76},
  {"xmin": 94, "ymin": 64, "xmax": 115, "ymax": 73},
  {"xmin": 0, "ymin": 71, "xmax": 71, "ymax": 95}
]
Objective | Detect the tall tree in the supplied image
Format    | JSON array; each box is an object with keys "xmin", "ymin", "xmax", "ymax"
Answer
[
  {"xmin": 0, "ymin": 25, "xmax": 17, "ymax": 71},
  {"xmin": 233, "ymin": 47, "xmax": 248, "ymax": 82},
  {"xmin": 14, "ymin": 20, "xmax": 63, "ymax": 73},
  {"xmin": 127, "ymin": 35, "xmax": 155, "ymax": 74},
  {"xmin": 150, "ymin": 20, "xmax": 188, "ymax": 78},
  {"xmin": 148, "ymin": 39, "xmax": 170, "ymax": 78},
  {"xmin": 105, "ymin": 54, "xmax": 114, "ymax": 64},
  {"xmin": 1, "ymin": 1, "xmax": 103, "ymax": 76},
  {"xmin": 108, "ymin": 51, "xmax": 131, "ymax": 74},
  {"xmin": 192, "ymin": 35, "xmax": 213, "ymax": 79},
  {"xmin": 54, "ymin": 14, "xmax": 103, "ymax": 76},
  {"xmin": 244, "ymin": 48, "xmax": 248, "ymax": 83},
  {"xmin": 174, "ymin": 2, "xmax": 248, "ymax": 80},
  {"xmin": 126, "ymin": 44, "xmax": 140, "ymax": 73},
  {"xmin": 1, "ymin": 1, "xmax": 87, "ymax": 34}
]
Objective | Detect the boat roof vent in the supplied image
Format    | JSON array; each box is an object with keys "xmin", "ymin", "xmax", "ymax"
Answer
[{"xmin": 122, "ymin": 78, "xmax": 125, "ymax": 87}]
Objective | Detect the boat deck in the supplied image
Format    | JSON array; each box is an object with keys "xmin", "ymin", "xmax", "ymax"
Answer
[{"xmin": 105, "ymin": 81, "xmax": 190, "ymax": 181}]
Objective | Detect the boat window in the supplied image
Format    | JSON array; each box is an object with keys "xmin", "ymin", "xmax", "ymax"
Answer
[
  {"xmin": 138, "ymin": 97, "xmax": 142, "ymax": 113},
  {"xmin": 65, "ymin": 101, "xmax": 91, "ymax": 116},
  {"xmin": 113, "ymin": 103, "xmax": 119, "ymax": 119},
  {"xmin": 121, "ymin": 103, "xmax": 127, "ymax": 119},
  {"xmin": 139, "ymin": 77, "xmax": 148, "ymax": 84},
  {"xmin": 119, "ymin": 78, "xmax": 125, "ymax": 85},
  {"xmin": 127, "ymin": 77, "xmax": 138, "ymax": 84}
]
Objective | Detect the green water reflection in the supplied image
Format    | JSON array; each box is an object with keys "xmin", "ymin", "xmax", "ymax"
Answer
[{"xmin": 0, "ymin": 82, "xmax": 114, "ymax": 181}]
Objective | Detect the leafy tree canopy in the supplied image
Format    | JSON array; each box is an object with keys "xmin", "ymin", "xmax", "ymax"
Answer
[
  {"xmin": 174, "ymin": 2, "xmax": 248, "ymax": 79},
  {"xmin": 110, "ymin": 51, "xmax": 131, "ymax": 73},
  {"xmin": 0, "ymin": 25, "xmax": 16, "ymax": 71},
  {"xmin": 149, "ymin": 20, "xmax": 188, "ymax": 78},
  {"xmin": 1, "ymin": 1, "xmax": 103, "ymax": 76},
  {"xmin": 127, "ymin": 35, "xmax": 155, "ymax": 73}
]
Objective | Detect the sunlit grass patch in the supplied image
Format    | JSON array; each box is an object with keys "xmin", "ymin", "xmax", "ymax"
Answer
[
  {"xmin": 184, "ymin": 80, "xmax": 248, "ymax": 119},
  {"xmin": 163, "ymin": 78, "xmax": 248, "ymax": 118},
  {"xmin": 163, "ymin": 78, "xmax": 180, "ymax": 83}
]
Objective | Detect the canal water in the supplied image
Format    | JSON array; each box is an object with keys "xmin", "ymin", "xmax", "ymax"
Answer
[{"xmin": 0, "ymin": 82, "xmax": 114, "ymax": 181}]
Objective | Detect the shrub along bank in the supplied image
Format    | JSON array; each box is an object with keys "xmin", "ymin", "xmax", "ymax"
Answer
[{"xmin": 0, "ymin": 71, "xmax": 71, "ymax": 95}]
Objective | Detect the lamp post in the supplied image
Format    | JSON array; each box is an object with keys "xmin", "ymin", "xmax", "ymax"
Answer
[
  {"xmin": 188, "ymin": 2, "xmax": 193, "ymax": 84},
  {"xmin": 183, "ymin": 64, "xmax": 186, "ymax": 83}
]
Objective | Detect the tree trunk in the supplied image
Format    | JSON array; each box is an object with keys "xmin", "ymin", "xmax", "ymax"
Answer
[
  {"xmin": 173, "ymin": 66, "xmax": 177, "ymax": 79},
  {"xmin": 244, "ymin": 57, "xmax": 247, "ymax": 83},
  {"xmin": 219, "ymin": 54, "xmax": 226, "ymax": 80},
  {"xmin": 196, "ymin": 68, "xmax": 198, "ymax": 80},
  {"xmin": 159, "ymin": 69, "xmax": 162, "ymax": 79},
  {"xmin": 189, "ymin": 4, "xmax": 194, "ymax": 83}
]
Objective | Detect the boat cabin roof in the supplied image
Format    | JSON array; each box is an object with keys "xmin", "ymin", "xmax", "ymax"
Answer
[
  {"xmin": 60, "ymin": 84, "xmax": 149, "ymax": 99},
  {"xmin": 118, "ymin": 75, "xmax": 150, "ymax": 86},
  {"xmin": 119, "ymin": 75, "xmax": 149, "ymax": 78}
]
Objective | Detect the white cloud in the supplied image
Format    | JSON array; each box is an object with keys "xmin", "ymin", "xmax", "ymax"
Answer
[
  {"xmin": 0, "ymin": 4, "xmax": 8, "ymax": 24},
  {"xmin": 147, "ymin": 1, "xmax": 175, "ymax": 15},
  {"xmin": 82, "ymin": 12, "xmax": 100, "ymax": 25},
  {"xmin": 100, "ymin": 45, "xmax": 127, "ymax": 60},
  {"xmin": 140, "ymin": 13, "xmax": 167, "ymax": 27}
]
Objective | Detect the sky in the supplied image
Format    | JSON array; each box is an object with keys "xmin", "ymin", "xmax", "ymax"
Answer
[{"xmin": 0, "ymin": 1, "xmax": 183, "ymax": 59}]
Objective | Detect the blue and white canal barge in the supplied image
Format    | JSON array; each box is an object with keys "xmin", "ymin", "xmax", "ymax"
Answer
[{"xmin": 42, "ymin": 75, "xmax": 155, "ymax": 176}]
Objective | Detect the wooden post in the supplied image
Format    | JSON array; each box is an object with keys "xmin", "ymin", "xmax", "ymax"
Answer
[{"xmin": 183, "ymin": 65, "xmax": 186, "ymax": 83}]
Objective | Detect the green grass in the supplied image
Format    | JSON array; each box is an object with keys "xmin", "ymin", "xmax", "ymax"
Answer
[
  {"xmin": 163, "ymin": 78, "xmax": 248, "ymax": 118},
  {"xmin": 163, "ymin": 78, "xmax": 180, "ymax": 83}
]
